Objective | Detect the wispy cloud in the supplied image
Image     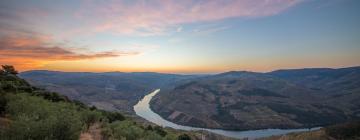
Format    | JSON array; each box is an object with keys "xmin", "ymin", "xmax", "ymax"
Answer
[
  {"xmin": 193, "ymin": 26, "xmax": 230, "ymax": 35},
  {"xmin": 0, "ymin": 0, "xmax": 302, "ymax": 38},
  {"xmin": 74, "ymin": 0, "xmax": 302, "ymax": 36},
  {"xmin": 0, "ymin": 33, "xmax": 139, "ymax": 70}
]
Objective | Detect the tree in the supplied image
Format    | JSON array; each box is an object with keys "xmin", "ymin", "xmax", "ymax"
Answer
[{"xmin": 1, "ymin": 65, "xmax": 18, "ymax": 75}]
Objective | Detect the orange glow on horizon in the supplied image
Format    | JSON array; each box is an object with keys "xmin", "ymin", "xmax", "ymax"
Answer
[{"xmin": 5, "ymin": 59, "xmax": 358, "ymax": 74}]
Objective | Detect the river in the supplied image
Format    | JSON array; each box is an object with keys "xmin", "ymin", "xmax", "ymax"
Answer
[{"xmin": 134, "ymin": 89, "xmax": 320, "ymax": 139}]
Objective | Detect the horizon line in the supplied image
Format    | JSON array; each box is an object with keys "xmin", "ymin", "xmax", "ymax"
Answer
[{"xmin": 18, "ymin": 65, "xmax": 360, "ymax": 75}]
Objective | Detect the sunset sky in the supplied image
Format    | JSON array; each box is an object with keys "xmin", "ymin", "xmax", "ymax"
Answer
[{"xmin": 0, "ymin": 0, "xmax": 359, "ymax": 74}]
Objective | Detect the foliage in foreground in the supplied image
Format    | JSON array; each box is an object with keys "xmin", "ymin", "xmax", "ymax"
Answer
[
  {"xmin": 325, "ymin": 120, "xmax": 360, "ymax": 140},
  {"xmin": 1, "ymin": 93, "xmax": 84, "ymax": 140},
  {"xmin": 102, "ymin": 120, "xmax": 178, "ymax": 140}
]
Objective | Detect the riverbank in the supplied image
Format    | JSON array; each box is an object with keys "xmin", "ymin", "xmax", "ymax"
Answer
[{"xmin": 134, "ymin": 89, "xmax": 321, "ymax": 139}]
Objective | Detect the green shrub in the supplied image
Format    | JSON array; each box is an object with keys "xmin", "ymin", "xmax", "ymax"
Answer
[
  {"xmin": 81, "ymin": 109, "xmax": 103, "ymax": 129},
  {"xmin": 145, "ymin": 132, "xmax": 164, "ymax": 140},
  {"xmin": 164, "ymin": 133, "xmax": 178, "ymax": 140},
  {"xmin": 103, "ymin": 120, "xmax": 175, "ymax": 140},
  {"xmin": 146, "ymin": 125, "xmax": 153, "ymax": 131},
  {"xmin": 30, "ymin": 90, "xmax": 69, "ymax": 102},
  {"xmin": 101, "ymin": 111, "xmax": 125, "ymax": 123},
  {"xmin": 178, "ymin": 134, "xmax": 191, "ymax": 140},
  {"xmin": 73, "ymin": 100, "xmax": 87, "ymax": 109},
  {"xmin": 2, "ymin": 93, "xmax": 83, "ymax": 140},
  {"xmin": 0, "ymin": 93, "xmax": 7, "ymax": 116},
  {"xmin": 90, "ymin": 106, "xmax": 97, "ymax": 111},
  {"xmin": 110, "ymin": 120, "xmax": 145, "ymax": 140},
  {"xmin": 154, "ymin": 126, "xmax": 167, "ymax": 137},
  {"xmin": 1, "ymin": 82, "xmax": 17, "ymax": 93}
]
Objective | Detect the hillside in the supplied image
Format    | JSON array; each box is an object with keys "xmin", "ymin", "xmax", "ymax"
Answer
[
  {"xmin": 19, "ymin": 70, "xmax": 196, "ymax": 113},
  {"xmin": 258, "ymin": 120, "xmax": 360, "ymax": 140},
  {"xmin": 0, "ymin": 65, "xmax": 232, "ymax": 140},
  {"xmin": 151, "ymin": 66, "xmax": 360, "ymax": 130},
  {"xmin": 269, "ymin": 67, "xmax": 360, "ymax": 95}
]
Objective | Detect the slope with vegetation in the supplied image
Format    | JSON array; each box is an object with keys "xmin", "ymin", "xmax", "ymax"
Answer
[
  {"xmin": 0, "ymin": 65, "xmax": 210, "ymax": 140},
  {"xmin": 259, "ymin": 120, "xmax": 360, "ymax": 140},
  {"xmin": 151, "ymin": 67, "xmax": 360, "ymax": 130}
]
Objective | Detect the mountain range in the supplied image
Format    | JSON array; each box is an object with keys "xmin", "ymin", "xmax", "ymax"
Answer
[{"xmin": 20, "ymin": 66, "xmax": 360, "ymax": 131}]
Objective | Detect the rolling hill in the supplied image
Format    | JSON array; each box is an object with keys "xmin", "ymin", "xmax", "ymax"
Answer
[{"xmin": 151, "ymin": 66, "xmax": 360, "ymax": 130}]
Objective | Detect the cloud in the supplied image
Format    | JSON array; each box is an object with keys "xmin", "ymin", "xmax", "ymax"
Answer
[
  {"xmin": 193, "ymin": 26, "xmax": 230, "ymax": 35},
  {"xmin": 176, "ymin": 27, "xmax": 183, "ymax": 32},
  {"xmin": 0, "ymin": 36, "xmax": 137, "ymax": 59},
  {"xmin": 77, "ymin": 0, "xmax": 302, "ymax": 36},
  {"xmin": 0, "ymin": 34, "xmax": 139, "ymax": 70},
  {"xmin": 1, "ymin": 0, "xmax": 302, "ymax": 37}
]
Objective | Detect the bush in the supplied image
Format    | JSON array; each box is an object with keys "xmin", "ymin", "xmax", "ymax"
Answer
[
  {"xmin": 103, "ymin": 120, "xmax": 176, "ymax": 140},
  {"xmin": 110, "ymin": 120, "xmax": 145, "ymax": 140},
  {"xmin": 146, "ymin": 125, "xmax": 153, "ymax": 131},
  {"xmin": 178, "ymin": 134, "xmax": 191, "ymax": 140},
  {"xmin": 31, "ymin": 90, "xmax": 69, "ymax": 102},
  {"xmin": 1, "ymin": 82, "xmax": 17, "ymax": 93},
  {"xmin": 1, "ymin": 74, "xmax": 32, "ymax": 94},
  {"xmin": 101, "ymin": 111, "xmax": 125, "ymax": 123},
  {"xmin": 90, "ymin": 106, "xmax": 97, "ymax": 111},
  {"xmin": 154, "ymin": 126, "xmax": 167, "ymax": 137},
  {"xmin": 0, "ymin": 93, "xmax": 7, "ymax": 116},
  {"xmin": 81, "ymin": 109, "xmax": 103, "ymax": 129},
  {"xmin": 2, "ymin": 93, "xmax": 83, "ymax": 140},
  {"xmin": 145, "ymin": 132, "xmax": 164, "ymax": 140},
  {"xmin": 164, "ymin": 133, "xmax": 178, "ymax": 140},
  {"xmin": 73, "ymin": 100, "xmax": 87, "ymax": 109}
]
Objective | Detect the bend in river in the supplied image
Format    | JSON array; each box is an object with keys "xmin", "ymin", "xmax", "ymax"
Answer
[{"xmin": 134, "ymin": 89, "xmax": 320, "ymax": 139}]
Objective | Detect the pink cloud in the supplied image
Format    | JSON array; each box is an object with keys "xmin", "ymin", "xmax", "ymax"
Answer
[
  {"xmin": 0, "ymin": 34, "xmax": 139, "ymax": 70},
  {"xmin": 0, "ymin": 35, "xmax": 139, "ymax": 60},
  {"xmin": 77, "ymin": 0, "xmax": 302, "ymax": 36}
]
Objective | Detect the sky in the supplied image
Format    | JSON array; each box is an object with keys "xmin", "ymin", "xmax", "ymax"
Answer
[{"xmin": 0, "ymin": 0, "xmax": 359, "ymax": 74}]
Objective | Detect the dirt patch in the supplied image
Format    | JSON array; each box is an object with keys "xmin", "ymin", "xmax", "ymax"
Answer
[{"xmin": 79, "ymin": 123, "xmax": 103, "ymax": 140}]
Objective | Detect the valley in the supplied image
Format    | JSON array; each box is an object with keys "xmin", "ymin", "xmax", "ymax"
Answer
[
  {"xmin": 134, "ymin": 89, "xmax": 321, "ymax": 139},
  {"xmin": 151, "ymin": 67, "xmax": 360, "ymax": 130},
  {"xmin": 18, "ymin": 66, "xmax": 360, "ymax": 139},
  {"xmin": 19, "ymin": 71, "xmax": 197, "ymax": 114},
  {"xmin": 2, "ymin": 0, "xmax": 360, "ymax": 139}
]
